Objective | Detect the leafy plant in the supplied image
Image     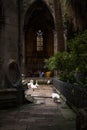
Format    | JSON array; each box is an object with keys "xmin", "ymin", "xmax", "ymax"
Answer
[
  {"xmin": 44, "ymin": 30, "xmax": 87, "ymax": 85},
  {"xmin": 67, "ymin": 30, "xmax": 87, "ymax": 74},
  {"xmin": 44, "ymin": 56, "xmax": 56, "ymax": 71}
]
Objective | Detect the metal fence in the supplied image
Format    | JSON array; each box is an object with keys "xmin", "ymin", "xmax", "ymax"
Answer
[{"xmin": 53, "ymin": 77, "xmax": 87, "ymax": 108}]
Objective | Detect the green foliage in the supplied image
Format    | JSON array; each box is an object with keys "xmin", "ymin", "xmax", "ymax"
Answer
[
  {"xmin": 44, "ymin": 30, "xmax": 87, "ymax": 85},
  {"xmin": 67, "ymin": 30, "xmax": 87, "ymax": 74},
  {"xmin": 44, "ymin": 56, "xmax": 56, "ymax": 71},
  {"xmin": 67, "ymin": 30, "xmax": 87, "ymax": 53}
]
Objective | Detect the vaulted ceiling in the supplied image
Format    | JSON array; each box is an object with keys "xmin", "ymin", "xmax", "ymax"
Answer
[{"xmin": 24, "ymin": 0, "xmax": 55, "ymax": 32}]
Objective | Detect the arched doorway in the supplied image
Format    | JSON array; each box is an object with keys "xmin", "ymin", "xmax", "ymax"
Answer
[{"xmin": 24, "ymin": 0, "xmax": 55, "ymax": 76}]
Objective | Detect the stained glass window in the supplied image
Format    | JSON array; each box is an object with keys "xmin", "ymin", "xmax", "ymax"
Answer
[{"xmin": 37, "ymin": 30, "xmax": 43, "ymax": 51}]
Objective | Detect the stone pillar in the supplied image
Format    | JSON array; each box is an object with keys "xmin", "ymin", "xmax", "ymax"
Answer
[
  {"xmin": 54, "ymin": 30, "xmax": 57, "ymax": 53},
  {"xmin": 53, "ymin": 0, "xmax": 65, "ymax": 51},
  {"xmin": 17, "ymin": 0, "xmax": 26, "ymax": 77},
  {"xmin": 21, "ymin": 35, "xmax": 26, "ymax": 77}
]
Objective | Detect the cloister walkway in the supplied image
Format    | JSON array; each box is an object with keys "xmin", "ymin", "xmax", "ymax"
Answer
[{"xmin": 0, "ymin": 78, "xmax": 76, "ymax": 130}]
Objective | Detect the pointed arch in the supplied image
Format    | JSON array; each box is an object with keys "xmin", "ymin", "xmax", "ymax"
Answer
[
  {"xmin": 24, "ymin": 0, "xmax": 55, "ymax": 32},
  {"xmin": 23, "ymin": 0, "xmax": 55, "ymax": 75}
]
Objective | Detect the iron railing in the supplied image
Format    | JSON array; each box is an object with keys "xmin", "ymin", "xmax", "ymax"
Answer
[{"xmin": 53, "ymin": 77, "xmax": 87, "ymax": 108}]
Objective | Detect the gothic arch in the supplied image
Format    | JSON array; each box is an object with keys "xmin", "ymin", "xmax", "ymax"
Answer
[
  {"xmin": 23, "ymin": 0, "xmax": 55, "ymax": 76},
  {"xmin": 24, "ymin": 0, "xmax": 55, "ymax": 31}
]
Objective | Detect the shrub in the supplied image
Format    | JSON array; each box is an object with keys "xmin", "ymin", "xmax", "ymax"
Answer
[{"xmin": 44, "ymin": 30, "xmax": 87, "ymax": 85}]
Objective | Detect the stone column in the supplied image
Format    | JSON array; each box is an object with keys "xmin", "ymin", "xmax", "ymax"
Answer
[
  {"xmin": 53, "ymin": 0, "xmax": 65, "ymax": 51},
  {"xmin": 18, "ymin": 0, "xmax": 26, "ymax": 77},
  {"xmin": 21, "ymin": 34, "xmax": 26, "ymax": 77},
  {"xmin": 53, "ymin": 30, "xmax": 57, "ymax": 53}
]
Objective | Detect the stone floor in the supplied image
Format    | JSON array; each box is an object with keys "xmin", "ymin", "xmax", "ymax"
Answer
[{"xmin": 0, "ymin": 83, "xmax": 76, "ymax": 130}]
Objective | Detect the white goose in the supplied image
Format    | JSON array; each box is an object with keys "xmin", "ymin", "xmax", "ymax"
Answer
[
  {"xmin": 31, "ymin": 82, "xmax": 37, "ymax": 91},
  {"xmin": 52, "ymin": 93, "xmax": 60, "ymax": 103},
  {"xmin": 52, "ymin": 93, "xmax": 60, "ymax": 99},
  {"xmin": 27, "ymin": 80, "xmax": 34, "ymax": 88},
  {"xmin": 27, "ymin": 80, "xmax": 39, "ymax": 91}
]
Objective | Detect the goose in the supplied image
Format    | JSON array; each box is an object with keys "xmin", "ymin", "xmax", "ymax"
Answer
[
  {"xmin": 52, "ymin": 93, "xmax": 60, "ymax": 99},
  {"xmin": 31, "ymin": 82, "xmax": 37, "ymax": 91},
  {"xmin": 52, "ymin": 93, "xmax": 60, "ymax": 103},
  {"xmin": 27, "ymin": 80, "xmax": 34, "ymax": 88}
]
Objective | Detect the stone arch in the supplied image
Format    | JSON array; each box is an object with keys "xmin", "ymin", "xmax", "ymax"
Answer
[
  {"xmin": 24, "ymin": 0, "xmax": 55, "ymax": 29},
  {"xmin": 23, "ymin": 0, "xmax": 55, "ymax": 76}
]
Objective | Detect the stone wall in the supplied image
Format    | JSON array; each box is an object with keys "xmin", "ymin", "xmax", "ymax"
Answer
[{"xmin": 0, "ymin": 0, "xmax": 19, "ymax": 88}]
